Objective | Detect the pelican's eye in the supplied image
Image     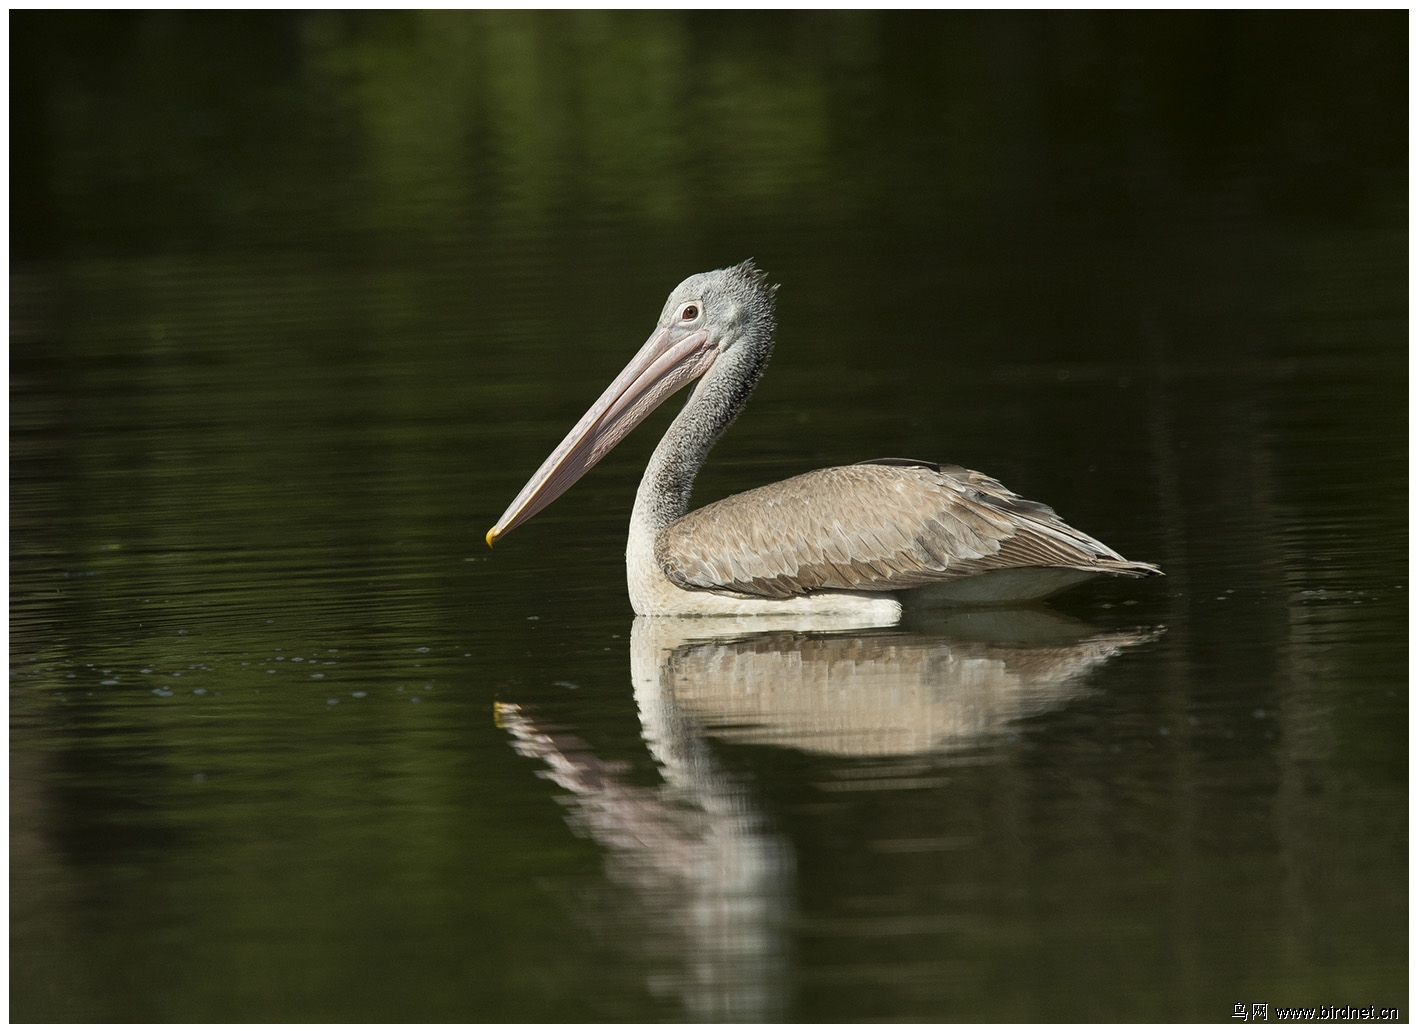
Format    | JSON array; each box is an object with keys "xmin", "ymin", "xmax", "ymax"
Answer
[{"xmin": 678, "ymin": 303, "xmax": 700, "ymax": 323}]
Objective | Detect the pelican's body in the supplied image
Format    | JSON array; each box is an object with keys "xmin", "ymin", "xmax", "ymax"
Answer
[{"xmin": 488, "ymin": 262, "xmax": 1161, "ymax": 619}]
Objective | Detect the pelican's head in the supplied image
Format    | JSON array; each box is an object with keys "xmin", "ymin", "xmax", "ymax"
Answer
[
  {"xmin": 486, "ymin": 261, "xmax": 777, "ymax": 547},
  {"xmin": 652, "ymin": 260, "xmax": 777, "ymax": 359}
]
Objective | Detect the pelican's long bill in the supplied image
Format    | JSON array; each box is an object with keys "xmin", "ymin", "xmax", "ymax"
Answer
[{"xmin": 486, "ymin": 324, "xmax": 718, "ymax": 546}]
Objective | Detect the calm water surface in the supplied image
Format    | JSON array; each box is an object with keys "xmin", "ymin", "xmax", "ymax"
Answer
[{"xmin": 10, "ymin": 12, "xmax": 1406, "ymax": 1022}]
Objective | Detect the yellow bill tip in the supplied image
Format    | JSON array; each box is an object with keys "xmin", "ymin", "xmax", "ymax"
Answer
[{"xmin": 485, "ymin": 526, "xmax": 500, "ymax": 548}]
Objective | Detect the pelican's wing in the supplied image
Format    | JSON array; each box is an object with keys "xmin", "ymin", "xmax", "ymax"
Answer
[{"xmin": 655, "ymin": 460, "xmax": 1162, "ymax": 599}]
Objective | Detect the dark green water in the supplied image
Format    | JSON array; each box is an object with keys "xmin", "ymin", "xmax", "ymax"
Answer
[{"xmin": 10, "ymin": 11, "xmax": 1407, "ymax": 1022}]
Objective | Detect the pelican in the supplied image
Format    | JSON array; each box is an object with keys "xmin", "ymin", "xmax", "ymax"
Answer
[{"xmin": 486, "ymin": 261, "xmax": 1162, "ymax": 621}]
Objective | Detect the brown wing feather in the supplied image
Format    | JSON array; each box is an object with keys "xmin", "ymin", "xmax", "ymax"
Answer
[{"xmin": 655, "ymin": 462, "xmax": 1161, "ymax": 599}]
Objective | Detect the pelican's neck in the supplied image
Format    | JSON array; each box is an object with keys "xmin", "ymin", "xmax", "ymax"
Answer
[{"xmin": 630, "ymin": 337, "xmax": 769, "ymax": 539}]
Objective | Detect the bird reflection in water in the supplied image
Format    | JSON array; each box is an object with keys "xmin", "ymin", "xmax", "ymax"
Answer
[{"xmin": 497, "ymin": 609, "xmax": 1161, "ymax": 1019}]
